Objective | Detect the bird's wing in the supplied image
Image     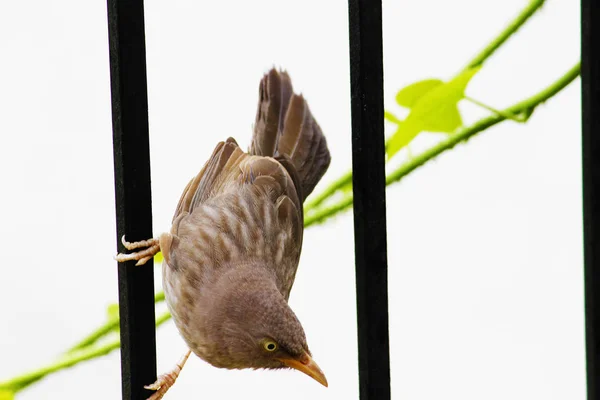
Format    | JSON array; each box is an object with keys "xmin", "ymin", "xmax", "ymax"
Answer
[
  {"xmin": 173, "ymin": 138, "xmax": 301, "ymax": 227},
  {"xmin": 170, "ymin": 138, "xmax": 303, "ymax": 297},
  {"xmin": 233, "ymin": 154, "xmax": 303, "ymax": 296},
  {"xmin": 238, "ymin": 154, "xmax": 303, "ymax": 248},
  {"xmin": 172, "ymin": 137, "xmax": 245, "ymax": 222}
]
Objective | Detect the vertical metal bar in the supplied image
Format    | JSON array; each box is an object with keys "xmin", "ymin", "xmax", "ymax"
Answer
[
  {"xmin": 347, "ymin": 1, "xmax": 391, "ymax": 399},
  {"xmin": 582, "ymin": 1, "xmax": 600, "ymax": 399},
  {"xmin": 107, "ymin": 1, "xmax": 157, "ymax": 399}
]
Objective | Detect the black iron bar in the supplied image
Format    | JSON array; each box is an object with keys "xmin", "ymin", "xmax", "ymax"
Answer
[
  {"xmin": 107, "ymin": 0, "xmax": 157, "ymax": 399},
  {"xmin": 582, "ymin": 1, "xmax": 600, "ymax": 399},
  {"xmin": 347, "ymin": 1, "xmax": 391, "ymax": 399}
]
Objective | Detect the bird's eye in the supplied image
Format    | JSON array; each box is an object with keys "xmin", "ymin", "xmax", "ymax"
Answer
[{"xmin": 263, "ymin": 340, "xmax": 278, "ymax": 352}]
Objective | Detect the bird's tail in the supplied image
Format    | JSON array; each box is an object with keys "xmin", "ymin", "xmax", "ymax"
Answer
[{"xmin": 249, "ymin": 68, "xmax": 331, "ymax": 202}]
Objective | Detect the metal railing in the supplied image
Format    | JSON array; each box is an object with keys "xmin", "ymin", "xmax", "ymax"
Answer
[
  {"xmin": 348, "ymin": 2, "xmax": 391, "ymax": 399},
  {"xmin": 581, "ymin": 1, "xmax": 599, "ymax": 400},
  {"xmin": 107, "ymin": 1, "xmax": 158, "ymax": 399}
]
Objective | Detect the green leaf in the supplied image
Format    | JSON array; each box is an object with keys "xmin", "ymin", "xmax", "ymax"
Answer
[
  {"xmin": 395, "ymin": 79, "xmax": 443, "ymax": 108},
  {"xmin": 444, "ymin": 66, "xmax": 481, "ymax": 98},
  {"xmin": 386, "ymin": 66, "xmax": 481, "ymax": 158},
  {"xmin": 386, "ymin": 124, "xmax": 416, "ymax": 157},
  {"xmin": 421, "ymin": 102, "xmax": 462, "ymax": 133}
]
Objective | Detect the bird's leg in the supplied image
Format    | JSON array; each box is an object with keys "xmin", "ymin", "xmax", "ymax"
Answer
[
  {"xmin": 115, "ymin": 235, "xmax": 161, "ymax": 266},
  {"xmin": 145, "ymin": 349, "xmax": 192, "ymax": 400}
]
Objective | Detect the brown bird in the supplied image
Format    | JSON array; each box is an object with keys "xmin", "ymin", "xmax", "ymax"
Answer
[{"xmin": 116, "ymin": 68, "xmax": 331, "ymax": 399}]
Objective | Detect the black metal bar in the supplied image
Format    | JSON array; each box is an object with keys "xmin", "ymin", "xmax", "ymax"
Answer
[
  {"xmin": 347, "ymin": 1, "xmax": 391, "ymax": 399},
  {"xmin": 582, "ymin": 1, "xmax": 600, "ymax": 399},
  {"xmin": 107, "ymin": 0, "xmax": 157, "ymax": 399}
]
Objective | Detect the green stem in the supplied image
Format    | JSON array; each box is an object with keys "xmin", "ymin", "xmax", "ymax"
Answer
[
  {"xmin": 303, "ymin": 63, "xmax": 580, "ymax": 226},
  {"xmin": 66, "ymin": 317, "xmax": 120, "ymax": 354},
  {"xmin": 304, "ymin": 171, "xmax": 353, "ymax": 212},
  {"xmin": 305, "ymin": 193, "xmax": 354, "ymax": 227},
  {"xmin": 0, "ymin": 311, "xmax": 172, "ymax": 392},
  {"xmin": 387, "ymin": 64, "xmax": 579, "ymax": 183},
  {"xmin": 5, "ymin": 342, "xmax": 119, "ymax": 391},
  {"xmin": 67, "ymin": 291, "xmax": 166, "ymax": 353},
  {"xmin": 464, "ymin": 0, "xmax": 545, "ymax": 69},
  {"xmin": 303, "ymin": 0, "xmax": 545, "ymax": 212},
  {"xmin": 463, "ymin": 95, "xmax": 526, "ymax": 122}
]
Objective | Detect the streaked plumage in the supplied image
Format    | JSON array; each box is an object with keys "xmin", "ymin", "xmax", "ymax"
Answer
[{"xmin": 116, "ymin": 68, "xmax": 331, "ymax": 398}]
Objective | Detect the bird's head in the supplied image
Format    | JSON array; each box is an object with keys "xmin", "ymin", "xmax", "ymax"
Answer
[{"xmin": 202, "ymin": 267, "xmax": 328, "ymax": 387}]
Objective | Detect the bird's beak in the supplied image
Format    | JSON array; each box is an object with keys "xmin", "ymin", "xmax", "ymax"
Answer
[{"xmin": 276, "ymin": 352, "xmax": 328, "ymax": 387}]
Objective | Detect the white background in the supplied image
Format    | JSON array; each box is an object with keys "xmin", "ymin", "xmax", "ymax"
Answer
[{"xmin": 0, "ymin": 0, "xmax": 582, "ymax": 399}]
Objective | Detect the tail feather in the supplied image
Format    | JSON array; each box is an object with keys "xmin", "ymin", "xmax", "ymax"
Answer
[{"xmin": 250, "ymin": 68, "xmax": 331, "ymax": 201}]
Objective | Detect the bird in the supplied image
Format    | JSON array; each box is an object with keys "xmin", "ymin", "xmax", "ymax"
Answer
[{"xmin": 115, "ymin": 68, "xmax": 331, "ymax": 399}]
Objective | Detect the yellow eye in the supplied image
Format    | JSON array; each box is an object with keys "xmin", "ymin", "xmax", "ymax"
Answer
[{"xmin": 263, "ymin": 340, "xmax": 278, "ymax": 352}]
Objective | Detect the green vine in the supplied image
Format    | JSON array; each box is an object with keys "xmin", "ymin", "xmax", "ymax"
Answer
[{"xmin": 304, "ymin": 63, "xmax": 579, "ymax": 226}]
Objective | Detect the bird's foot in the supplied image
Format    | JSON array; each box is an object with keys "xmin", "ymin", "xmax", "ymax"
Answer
[
  {"xmin": 115, "ymin": 235, "xmax": 160, "ymax": 266},
  {"xmin": 145, "ymin": 350, "xmax": 192, "ymax": 400}
]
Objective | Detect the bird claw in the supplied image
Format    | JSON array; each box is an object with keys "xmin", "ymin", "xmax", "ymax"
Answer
[
  {"xmin": 121, "ymin": 235, "xmax": 162, "ymax": 250},
  {"xmin": 115, "ymin": 235, "xmax": 160, "ymax": 266},
  {"xmin": 144, "ymin": 350, "xmax": 192, "ymax": 400}
]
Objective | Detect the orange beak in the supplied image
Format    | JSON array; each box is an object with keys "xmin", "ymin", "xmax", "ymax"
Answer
[{"xmin": 276, "ymin": 352, "xmax": 328, "ymax": 387}]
